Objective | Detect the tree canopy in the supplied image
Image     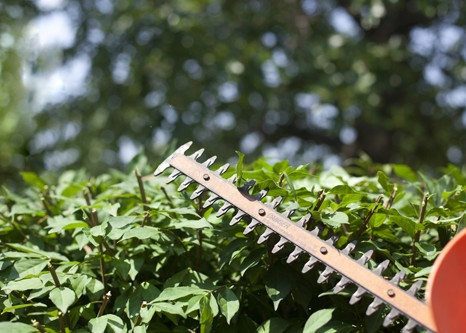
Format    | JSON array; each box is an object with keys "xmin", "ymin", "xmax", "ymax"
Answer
[{"xmin": 1, "ymin": 0, "xmax": 466, "ymax": 185}]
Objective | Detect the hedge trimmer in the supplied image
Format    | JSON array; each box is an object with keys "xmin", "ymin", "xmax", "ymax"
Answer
[{"xmin": 154, "ymin": 141, "xmax": 465, "ymax": 333}]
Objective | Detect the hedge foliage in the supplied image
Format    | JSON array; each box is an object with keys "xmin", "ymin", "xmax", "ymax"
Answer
[{"xmin": 0, "ymin": 154, "xmax": 465, "ymax": 332}]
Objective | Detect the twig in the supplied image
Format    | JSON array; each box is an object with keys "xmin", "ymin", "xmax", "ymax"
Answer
[
  {"xmin": 410, "ymin": 193, "xmax": 428, "ymax": 266},
  {"xmin": 160, "ymin": 186, "xmax": 174, "ymax": 208},
  {"xmin": 48, "ymin": 261, "xmax": 61, "ymax": 287},
  {"xmin": 383, "ymin": 186, "xmax": 398, "ymax": 209},
  {"xmin": 58, "ymin": 312, "xmax": 66, "ymax": 333},
  {"xmin": 313, "ymin": 189, "xmax": 326, "ymax": 211},
  {"xmin": 32, "ymin": 320, "xmax": 46, "ymax": 333},
  {"xmin": 99, "ymin": 244, "xmax": 108, "ymax": 290},
  {"xmin": 353, "ymin": 195, "xmax": 383, "ymax": 240},
  {"xmin": 97, "ymin": 291, "xmax": 112, "ymax": 317},
  {"xmin": 135, "ymin": 169, "xmax": 151, "ymax": 224}
]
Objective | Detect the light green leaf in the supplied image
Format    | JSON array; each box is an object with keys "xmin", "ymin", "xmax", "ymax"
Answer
[
  {"xmin": 303, "ymin": 308, "xmax": 335, "ymax": 333},
  {"xmin": 122, "ymin": 226, "xmax": 161, "ymax": 240},
  {"xmin": 369, "ymin": 213, "xmax": 386, "ymax": 228},
  {"xmin": 155, "ymin": 286, "xmax": 207, "ymax": 302},
  {"xmin": 377, "ymin": 171, "xmax": 392, "ymax": 192},
  {"xmin": 11, "ymin": 258, "xmax": 48, "ymax": 279},
  {"xmin": 393, "ymin": 164, "xmax": 417, "ymax": 182},
  {"xmin": 103, "ymin": 203, "xmax": 120, "ymax": 216},
  {"xmin": 49, "ymin": 286, "xmax": 76, "ymax": 313},
  {"xmin": 152, "ymin": 302, "xmax": 185, "ymax": 317},
  {"xmin": 88, "ymin": 314, "xmax": 125, "ymax": 333},
  {"xmin": 47, "ymin": 216, "xmax": 88, "ymax": 234},
  {"xmin": 173, "ymin": 218, "xmax": 212, "ymax": 229},
  {"xmin": 236, "ymin": 150, "xmax": 245, "ymax": 186},
  {"xmin": 2, "ymin": 302, "xmax": 47, "ymax": 314},
  {"xmin": 109, "ymin": 216, "xmax": 137, "ymax": 228},
  {"xmin": 199, "ymin": 295, "xmax": 214, "ymax": 333},
  {"xmin": 20, "ymin": 171, "xmax": 47, "ymax": 188},
  {"xmin": 0, "ymin": 322, "xmax": 37, "ymax": 333},
  {"xmin": 2, "ymin": 277, "xmax": 43, "ymax": 293},
  {"xmin": 217, "ymin": 288, "xmax": 239, "ymax": 324},
  {"xmin": 321, "ymin": 211, "xmax": 348, "ymax": 228}
]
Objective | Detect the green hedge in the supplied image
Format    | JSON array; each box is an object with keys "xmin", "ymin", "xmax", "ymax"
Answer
[{"xmin": 0, "ymin": 155, "xmax": 465, "ymax": 332}]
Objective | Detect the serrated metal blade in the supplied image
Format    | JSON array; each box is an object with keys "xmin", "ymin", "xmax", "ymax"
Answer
[
  {"xmin": 203, "ymin": 193, "xmax": 220, "ymax": 208},
  {"xmin": 229, "ymin": 210, "xmax": 247, "ymax": 226},
  {"xmin": 317, "ymin": 266, "xmax": 335, "ymax": 284},
  {"xmin": 302, "ymin": 256, "xmax": 319, "ymax": 273},
  {"xmin": 286, "ymin": 246, "xmax": 304, "ymax": 263},
  {"xmin": 216, "ymin": 201, "xmax": 234, "ymax": 217},
  {"xmin": 401, "ymin": 319, "xmax": 418, "ymax": 333},
  {"xmin": 243, "ymin": 219, "xmax": 260, "ymax": 234},
  {"xmin": 154, "ymin": 141, "xmax": 192, "ymax": 176},
  {"xmin": 271, "ymin": 237, "xmax": 288, "ymax": 253},
  {"xmin": 366, "ymin": 270, "xmax": 406, "ymax": 316},
  {"xmin": 257, "ymin": 228, "xmax": 275, "ymax": 244},
  {"xmin": 296, "ymin": 213, "xmax": 311, "ymax": 228}
]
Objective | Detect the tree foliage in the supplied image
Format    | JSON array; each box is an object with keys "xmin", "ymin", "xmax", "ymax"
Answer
[
  {"xmin": 1, "ymin": 0, "xmax": 466, "ymax": 183},
  {"xmin": 1, "ymin": 152, "xmax": 465, "ymax": 332}
]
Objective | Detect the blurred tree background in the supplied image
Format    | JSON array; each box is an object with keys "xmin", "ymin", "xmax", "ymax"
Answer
[{"xmin": 1, "ymin": 0, "xmax": 466, "ymax": 186}]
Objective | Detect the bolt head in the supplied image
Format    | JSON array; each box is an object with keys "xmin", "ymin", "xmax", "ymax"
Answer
[
  {"xmin": 203, "ymin": 174, "xmax": 210, "ymax": 181},
  {"xmin": 258, "ymin": 208, "xmax": 266, "ymax": 216},
  {"xmin": 320, "ymin": 246, "xmax": 328, "ymax": 255}
]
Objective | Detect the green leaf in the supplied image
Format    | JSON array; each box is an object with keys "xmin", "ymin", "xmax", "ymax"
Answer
[
  {"xmin": 2, "ymin": 277, "xmax": 43, "ymax": 293},
  {"xmin": 390, "ymin": 215, "xmax": 421, "ymax": 238},
  {"xmin": 377, "ymin": 171, "xmax": 392, "ymax": 192},
  {"xmin": 11, "ymin": 258, "xmax": 48, "ymax": 279},
  {"xmin": 303, "ymin": 308, "xmax": 335, "ymax": 333},
  {"xmin": 217, "ymin": 288, "xmax": 239, "ymax": 324},
  {"xmin": 0, "ymin": 322, "xmax": 37, "ymax": 333},
  {"xmin": 155, "ymin": 286, "xmax": 207, "ymax": 302},
  {"xmin": 103, "ymin": 203, "xmax": 120, "ymax": 216},
  {"xmin": 1, "ymin": 302, "xmax": 47, "ymax": 314},
  {"xmin": 257, "ymin": 317, "xmax": 291, "ymax": 333},
  {"xmin": 49, "ymin": 286, "xmax": 77, "ymax": 313},
  {"xmin": 89, "ymin": 314, "xmax": 125, "ymax": 333},
  {"xmin": 393, "ymin": 164, "xmax": 417, "ymax": 182},
  {"xmin": 20, "ymin": 171, "xmax": 47, "ymax": 189},
  {"xmin": 321, "ymin": 211, "xmax": 348, "ymax": 228},
  {"xmin": 265, "ymin": 264, "xmax": 292, "ymax": 311},
  {"xmin": 368, "ymin": 213, "xmax": 386, "ymax": 228},
  {"xmin": 173, "ymin": 218, "xmax": 212, "ymax": 229},
  {"xmin": 47, "ymin": 216, "xmax": 89, "ymax": 234},
  {"xmin": 122, "ymin": 226, "xmax": 161, "ymax": 240},
  {"xmin": 199, "ymin": 295, "xmax": 214, "ymax": 333}
]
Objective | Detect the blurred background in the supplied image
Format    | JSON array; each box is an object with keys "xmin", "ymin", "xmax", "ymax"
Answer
[{"xmin": 1, "ymin": 0, "xmax": 466, "ymax": 186}]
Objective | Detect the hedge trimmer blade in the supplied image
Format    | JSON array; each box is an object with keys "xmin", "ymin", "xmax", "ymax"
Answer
[{"xmin": 153, "ymin": 141, "xmax": 464, "ymax": 333}]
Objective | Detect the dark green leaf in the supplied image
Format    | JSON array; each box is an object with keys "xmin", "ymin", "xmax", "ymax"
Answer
[{"xmin": 217, "ymin": 288, "xmax": 239, "ymax": 324}]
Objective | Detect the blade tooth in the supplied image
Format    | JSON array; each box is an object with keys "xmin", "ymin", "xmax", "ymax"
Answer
[
  {"xmin": 166, "ymin": 169, "xmax": 182, "ymax": 183},
  {"xmin": 203, "ymin": 193, "xmax": 220, "ymax": 208},
  {"xmin": 154, "ymin": 141, "xmax": 192, "ymax": 176},
  {"xmin": 310, "ymin": 225, "xmax": 323, "ymax": 236},
  {"xmin": 271, "ymin": 237, "xmax": 288, "ymax": 253},
  {"xmin": 239, "ymin": 179, "xmax": 256, "ymax": 193},
  {"xmin": 301, "ymin": 257, "xmax": 319, "ymax": 273},
  {"xmin": 254, "ymin": 188, "xmax": 269, "ymax": 200},
  {"xmin": 189, "ymin": 148, "xmax": 205, "ymax": 160},
  {"xmin": 296, "ymin": 213, "xmax": 312, "ymax": 228},
  {"xmin": 216, "ymin": 163, "xmax": 230, "ymax": 175},
  {"xmin": 382, "ymin": 308, "xmax": 400, "ymax": 327},
  {"xmin": 216, "ymin": 202, "xmax": 234, "ymax": 217},
  {"xmin": 177, "ymin": 177, "xmax": 195, "ymax": 192},
  {"xmin": 407, "ymin": 280, "xmax": 423, "ymax": 295},
  {"xmin": 373, "ymin": 259, "xmax": 390, "ymax": 275},
  {"xmin": 257, "ymin": 228, "xmax": 275, "ymax": 244},
  {"xmin": 243, "ymin": 219, "xmax": 260, "ymax": 235},
  {"xmin": 202, "ymin": 155, "xmax": 217, "ymax": 167},
  {"xmin": 358, "ymin": 250, "xmax": 374, "ymax": 265},
  {"xmin": 333, "ymin": 276, "xmax": 351, "ymax": 293},
  {"xmin": 286, "ymin": 246, "xmax": 304, "ymax": 263},
  {"xmin": 326, "ymin": 234, "xmax": 340, "ymax": 245},
  {"xmin": 366, "ymin": 297, "xmax": 384, "ymax": 316},
  {"xmin": 229, "ymin": 210, "xmax": 247, "ymax": 226},
  {"xmin": 349, "ymin": 286, "xmax": 367, "ymax": 304},
  {"xmin": 190, "ymin": 184, "xmax": 206, "ymax": 200},
  {"xmin": 227, "ymin": 174, "xmax": 237, "ymax": 185},
  {"xmin": 270, "ymin": 196, "xmax": 283, "ymax": 208},
  {"xmin": 341, "ymin": 241, "xmax": 357, "ymax": 255},
  {"xmin": 401, "ymin": 319, "xmax": 418, "ymax": 333},
  {"xmin": 317, "ymin": 266, "xmax": 335, "ymax": 284},
  {"xmin": 390, "ymin": 270, "xmax": 406, "ymax": 285}
]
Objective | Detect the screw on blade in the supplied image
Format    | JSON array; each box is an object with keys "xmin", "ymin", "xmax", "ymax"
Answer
[
  {"xmin": 257, "ymin": 209, "xmax": 294, "ymax": 244},
  {"xmin": 178, "ymin": 156, "xmax": 217, "ymax": 192},
  {"xmin": 366, "ymin": 270, "xmax": 406, "ymax": 316},
  {"xmin": 350, "ymin": 259, "xmax": 389, "ymax": 304},
  {"xmin": 383, "ymin": 280, "xmax": 423, "ymax": 328},
  {"xmin": 190, "ymin": 163, "xmax": 229, "ymax": 200},
  {"xmin": 154, "ymin": 141, "xmax": 193, "ymax": 176},
  {"xmin": 302, "ymin": 256, "xmax": 319, "ymax": 273},
  {"xmin": 333, "ymin": 249, "xmax": 373, "ymax": 293},
  {"xmin": 286, "ymin": 246, "xmax": 304, "ymax": 263},
  {"xmin": 216, "ymin": 201, "xmax": 234, "ymax": 217}
]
